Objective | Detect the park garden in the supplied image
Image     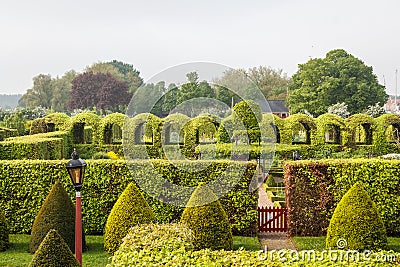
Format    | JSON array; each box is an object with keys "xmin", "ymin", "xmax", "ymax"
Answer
[{"xmin": 1, "ymin": 98, "xmax": 400, "ymax": 266}]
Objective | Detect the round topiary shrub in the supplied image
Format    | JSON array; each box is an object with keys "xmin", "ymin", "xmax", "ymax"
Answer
[
  {"xmin": 180, "ymin": 182, "xmax": 233, "ymax": 251},
  {"xmin": 104, "ymin": 182, "xmax": 156, "ymax": 253},
  {"xmin": 326, "ymin": 182, "xmax": 387, "ymax": 251},
  {"xmin": 29, "ymin": 229, "xmax": 80, "ymax": 267},
  {"xmin": 0, "ymin": 210, "xmax": 9, "ymax": 251},
  {"xmin": 29, "ymin": 180, "xmax": 78, "ymax": 254}
]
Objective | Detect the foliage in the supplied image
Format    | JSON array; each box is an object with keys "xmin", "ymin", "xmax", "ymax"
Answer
[
  {"xmin": 0, "ymin": 127, "xmax": 18, "ymax": 141},
  {"xmin": 98, "ymin": 113, "xmax": 126, "ymax": 145},
  {"xmin": 233, "ymin": 100, "xmax": 262, "ymax": 131},
  {"xmin": 0, "ymin": 131, "xmax": 71, "ymax": 160},
  {"xmin": 67, "ymin": 72, "xmax": 131, "ymax": 113},
  {"xmin": 285, "ymin": 159, "xmax": 400, "ymax": 237},
  {"xmin": 0, "ymin": 210, "xmax": 9, "ymax": 251},
  {"xmin": 20, "ymin": 74, "xmax": 54, "ymax": 109},
  {"xmin": 326, "ymin": 182, "xmax": 387, "ymax": 250},
  {"xmin": 281, "ymin": 113, "xmax": 316, "ymax": 144},
  {"xmin": 327, "ymin": 102, "xmax": 349, "ymax": 118},
  {"xmin": 0, "ymin": 160, "xmax": 257, "ymax": 236},
  {"xmin": 104, "ymin": 182, "xmax": 156, "ymax": 253},
  {"xmin": 364, "ymin": 102, "xmax": 386, "ymax": 118},
  {"xmin": 3, "ymin": 111, "xmax": 26, "ymax": 135},
  {"xmin": 28, "ymin": 229, "xmax": 80, "ymax": 267},
  {"xmin": 247, "ymin": 66, "xmax": 289, "ymax": 100},
  {"xmin": 29, "ymin": 180, "xmax": 78, "ymax": 254},
  {"xmin": 0, "ymin": 234, "xmax": 110, "ymax": 267},
  {"xmin": 43, "ymin": 113, "xmax": 70, "ymax": 130},
  {"xmin": 314, "ymin": 113, "xmax": 347, "ymax": 145},
  {"xmin": 288, "ymin": 49, "xmax": 388, "ymax": 116},
  {"xmin": 345, "ymin": 114, "xmax": 374, "ymax": 146},
  {"xmin": 181, "ymin": 183, "xmax": 233, "ymax": 251}
]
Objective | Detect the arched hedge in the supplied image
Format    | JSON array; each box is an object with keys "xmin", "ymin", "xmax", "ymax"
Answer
[
  {"xmin": 261, "ymin": 114, "xmax": 283, "ymax": 143},
  {"xmin": 67, "ymin": 112, "xmax": 100, "ymax": 144},
  {"xmin": 373, "ymin": 113, "xmax": 400, "ymax": 153},
  {"xmin": 315, "ymin": 114, "xmax": 347, "ymax": 145},
  {"xmin": 281, "ymin": 114, "xmax": 316, "ymax": 145},
  {"xmin": 345, "ymin": 114, "xmax": 374, "ymax": 146},
  {"xmin": 98, "ymin": 113, "xmax": 126, "ymax": 145},
  {"xmin": 162, "ymin": 113, "xmax": 190, "ymax": 145}
]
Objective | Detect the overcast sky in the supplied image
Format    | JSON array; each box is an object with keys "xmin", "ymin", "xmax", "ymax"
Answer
[{"xmin": 0, "ymin": 0, "xmax": 399, "ymax": 96}]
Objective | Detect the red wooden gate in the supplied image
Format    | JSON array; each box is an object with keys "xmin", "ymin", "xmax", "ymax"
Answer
[{"xmin": 258, "ymin": 206, "xmax": 287, "ymax": 232}]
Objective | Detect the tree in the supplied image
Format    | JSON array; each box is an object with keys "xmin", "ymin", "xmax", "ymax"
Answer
[
  {"xmin": 247, "ymin": 66, "xmax": 289, "ymax": 100},
  {"xmin": 327, "ymin": 102, "xmax": 350, "ymax": 118},
  {"xmin": 29, "ymin": 180, "xmax": 83, "ymax": 254},
  {"xmin": 21, "ymin": 74, "xmax": 54, "ymax": 109},
  {"xmin": 326, "ymin": 182, "xmax": 387, "ymax": 251},
  {"xmin": 104, "ymin": 182, "xmax": 155, "ymax": 253},
  {"xmin": 86, "ymin": 60, "xmax": 143, "ymax": 94},
  {"xmin": 364, "ymin": 102, "xmax": 386, "ymax": 118},
  {"xmin": 3, "ymin": 111, "xmax": 26, "ymax": 135},
  {"xmin": 29, "ymin": 229, "xmax": 80, "ymax": 267},
  {"xmin": 288, "ymin": 49, "xmax": 388, "ymax": 116},
  {"xmin": 180, "ymin": 183, "xmax": 233, "ymax": 251},
  {"xmin": 67, "ymin": 72, "xmax": 131, "ymax": 113},
  {"xmin": 51, "ymin": 70, "xmax": 77, "ymax": 112}
]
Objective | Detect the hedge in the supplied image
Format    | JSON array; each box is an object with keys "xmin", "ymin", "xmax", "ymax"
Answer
[
  {"xmin": 285, "ymin": 159, "xmax": 400, "ymax": 237},
  {"xmin": 108, "ymin": 223, "xmax": 400, "ymax": 267},
  {"xmin": 0, "ymin": 159, "xmax": 258, "ymax": 236},
  {"xmin": 0, "ymin": 127, "xmax": 18, "ymax": 141},
  {"xmin": 0, "ymin": 131, "xmax": 72, "ymax": 160}
]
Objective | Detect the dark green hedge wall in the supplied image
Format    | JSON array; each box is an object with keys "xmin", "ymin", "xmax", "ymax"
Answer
[
  {"xmin": 285, "ymin": 159, "xmax": 400, "ymax": 237},
  {"xmin": 0, "ymin": 159, "xmax": 258, "ymax": 236}
]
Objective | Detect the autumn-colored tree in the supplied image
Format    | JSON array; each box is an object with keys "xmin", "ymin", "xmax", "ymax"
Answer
[{"xmin": 67, "ymin": 72, "xmax": 131, "ymax": 113}]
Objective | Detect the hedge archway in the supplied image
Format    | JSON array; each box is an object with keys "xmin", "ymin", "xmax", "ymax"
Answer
[
  {"xmin": 345, "ymin": 114, "xmax": 374, "ymax": 146},
  {"xmin": 261, "ymin": 114, "xmax": 283, "ymax": 143},
  {"xmin": 162, "ymin": 113, "xmax": 190, "ymax": 145},
  {"xmin": 315, "ymin": 114, "xmax": 347, "ymax": 145},
  {"xmin": 68, "ymin": 112, "xmax": 100, "ymax": 144},
  {"xmin": 373, "ymin": 114, "xmax": 400, "ymax": 152},
  {"xmin": 281, "ymin": 114, "xmax": 316, "ymax": 145},
  {"xmin": 128, "ymin": 113, "xmax": 161, "ymax": 145},
  {"xmin": 99, "ymin": 113, "xmax": 126, "ymax": 145}
]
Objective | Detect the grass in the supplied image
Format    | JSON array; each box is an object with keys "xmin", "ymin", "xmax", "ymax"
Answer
[
  {"xmin": 0, "ymin": 235, "xmax": 111, "ymax": 267},
  {"xmin": 233, "ymin": 236, "xmax": 261, "ymax": 251},
  {"xmin": 292, "ymin": 236, "xmax": 400, "ymax": 252},
  {"xmin": 0, "ymin": 235, "xmax": 260, "ymax": 267}
]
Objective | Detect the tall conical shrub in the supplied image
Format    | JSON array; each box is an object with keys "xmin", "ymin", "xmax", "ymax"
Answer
[
  {"xmin": 29, "ymin": 229, "xmax": 80, "ymax": 267},
  {"xmin": 0, "ymin": 210, "xmax": 9, "ymax": 251},
  {"xmin": 104, "ymin": 182, "xmax": 156, "ymax": 253},
  {"xmin": 180, "ymin": 182, "xmax": 233, "ymax": 251},
  {"xmin": 326, "ymin": 182, "xmax": 387, "ymax": 250},
  {"xmin": 29, "ymin": 180, "xmax": 83, "ymax": 253}
]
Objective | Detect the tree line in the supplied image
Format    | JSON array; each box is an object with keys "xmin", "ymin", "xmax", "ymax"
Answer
[{"xmin": 17, "ymin": 49, "xmax": 388, "ymax": 118}]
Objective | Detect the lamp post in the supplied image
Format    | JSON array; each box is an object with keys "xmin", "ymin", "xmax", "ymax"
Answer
[{"xmin": 66, "ymin": 149, "xmax": 86, "ymax": 265}]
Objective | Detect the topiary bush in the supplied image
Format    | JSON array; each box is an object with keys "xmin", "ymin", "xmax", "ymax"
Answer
[
  {"xmin": 104, "ymin": 182, "xmax": 156, "ymax": 253},
  {"xmin": 326, "ymin": 182, "xmax": 387, "ymax": 251},
  {"xmin": 0, "ymin": 210, "xmax": 9, "ymax": 251},
  {"xmin": 180, "ymin": 182, "xmax": 233, "ymax": 251},
  {"xmin": 29, "ymin": 180, "xmax": 78, "ymax": 254},
  {"xmin": 29, "ymin": 229, "xmax": 80, "ymax": 267}
]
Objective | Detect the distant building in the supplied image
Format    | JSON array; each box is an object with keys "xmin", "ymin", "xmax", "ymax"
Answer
[
  {"xmin": 384, "ymin": 97, "xmax": 400, "ymax": 113},
  {"xmin": 255, "ymin": 100, "xmax": 290, "ymax": 118}
]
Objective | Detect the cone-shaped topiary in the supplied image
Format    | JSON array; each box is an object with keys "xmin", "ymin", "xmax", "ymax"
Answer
[
  {"xmin": 29, "ymin": 229, "xmax": 80, "ymax": 267},
  {"xmin": 0, "ymin": 210, "xmax": 9, "ymax": 251},
  {"xmin": 104, "ymin": 182, "xmax": 156, "ymax": 253},
  {"xmin": 29, "ymin": 180, "xmax": 85, "ymax": 254},
  {"xmin": 326, "ymin": 182, "xmax": 387, "ymax": 251},
  {"xmin": 180, "ymin": 182, "xmax": 233, "ymax": 251}
]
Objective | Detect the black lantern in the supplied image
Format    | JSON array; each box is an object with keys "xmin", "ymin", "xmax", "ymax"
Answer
[{"xmin": 66, "ymin": 149, "xmax": 86, "ymax": 191}]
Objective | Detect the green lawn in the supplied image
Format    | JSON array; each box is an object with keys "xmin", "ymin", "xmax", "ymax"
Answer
[
  {"xmin": 0, "ymin": 235, "xmax": 260, "ymax": 267},
  {"xmin": 292, "ymin": 236, "xmax": 400, "ymax": 252}
]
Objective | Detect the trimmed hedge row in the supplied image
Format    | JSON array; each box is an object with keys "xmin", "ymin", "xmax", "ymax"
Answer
[
  {"xmin": 0, "ymin": 127, "xmax": 18, "ymax": 141},
  {"xmin": 108, "ymin": 224, "xmax": 400, "ymax": 267},
  {"xmin": 0, "ymin": 131, "xmax": 72, "ymax": 160},
  {"xmin": 0, "ymin": 159, "xmax": 258, "ymax": 236},
  {"xmin": 285, "ymin": 159, "xmax": 400, "ymax": 237}
]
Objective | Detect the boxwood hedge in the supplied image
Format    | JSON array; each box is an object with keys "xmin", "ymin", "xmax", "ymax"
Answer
[{"xmin": 0, "ymin": 159, "xmax": 258, "ymax": 236}]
